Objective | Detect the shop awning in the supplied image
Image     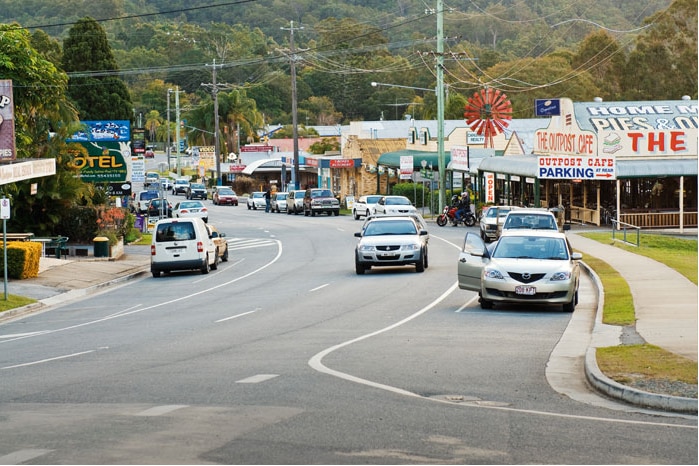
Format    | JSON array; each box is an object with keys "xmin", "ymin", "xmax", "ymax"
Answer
[
  {"xmin": 242, "ymin": 158, "xmax": 283, "ymax": 175},
  {"xmin": 377, "ymin": 150, "xmax": 451, "ymax": 169}
]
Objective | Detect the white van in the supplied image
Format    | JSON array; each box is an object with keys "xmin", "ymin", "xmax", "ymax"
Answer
[{"xmin": 150, "ymin": 218, "xmax": 218, "ymax": 277}]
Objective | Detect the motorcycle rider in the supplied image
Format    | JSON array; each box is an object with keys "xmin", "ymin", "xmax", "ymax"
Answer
[{"xmin": 453, "ymin": 192, "xmax": 470, "ymax": 226}]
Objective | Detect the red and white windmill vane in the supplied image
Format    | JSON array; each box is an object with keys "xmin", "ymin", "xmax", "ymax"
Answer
[{"xmin": 464, "ymin": 87, "xmax": 513, "ymax": 148}]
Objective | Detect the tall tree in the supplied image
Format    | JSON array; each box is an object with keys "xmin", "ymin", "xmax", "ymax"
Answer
[
  {"xmin": 62, "ymin": 17, "xmax": 133, "ymax": 121},
  {"xmin": 0, "ymin": 24, "xmax": 88, "ymax": 235}
]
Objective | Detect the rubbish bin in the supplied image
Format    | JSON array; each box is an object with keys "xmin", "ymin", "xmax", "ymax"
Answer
[{"xmin": 93, "ymin": 236, "xmax": 110, "ymax": 258}]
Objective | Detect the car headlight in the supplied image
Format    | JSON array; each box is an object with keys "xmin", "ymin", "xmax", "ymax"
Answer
[
  {"xmin": 400, "ymin": 243, "xmax": 420, "ymax": 251},
  {"xmin": 483, "ymin": 267, "xmax": 505, "ymax": 280},
  {"xmin": 550, "ymin": 271, "xmax": 572, "ymax": 281},
  {"xmin": 358, "ymin": 244, "xmax": 375, "ymax": 252}
]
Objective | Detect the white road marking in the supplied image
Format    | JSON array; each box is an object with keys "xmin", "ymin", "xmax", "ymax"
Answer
[
  {"xmin": 0, "ymin": 449, "xmax": 53, "ymax": 464},
  {"xmin": 236, "ymin": 374, "xmax": 278, "ymax": 384},
  {"xmin": 136, "ymin": 405, "xmax": 189, "ymax": 416},
  {"xmin": 215, "ymin": 309, "xmax": 257, "ymax": 323},
  {"xmin": 309, "ymin": 283, "xmax": 329, "ymax": 292},
  {"xmin": 1, "ymin": 350, "xmax": 95, "ymax": 370},
  {"xmin": 0, "ymin": 240, "xmax": 282, "ymax": 345}
]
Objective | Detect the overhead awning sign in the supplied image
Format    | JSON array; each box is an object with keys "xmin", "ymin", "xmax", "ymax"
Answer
[{"xmin": 538, "ymin": 155, "xmax": 616, "ymax": 180}]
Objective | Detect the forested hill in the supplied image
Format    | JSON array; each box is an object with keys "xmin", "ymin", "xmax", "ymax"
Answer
[{"xmin": 1, "ymin": 0, "xmax": 672, "ymax": 48}]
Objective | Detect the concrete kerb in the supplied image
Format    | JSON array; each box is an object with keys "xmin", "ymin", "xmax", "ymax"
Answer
[{"xmin": 579, "ymin": 260, "xmax": 698, "ymax": 415}]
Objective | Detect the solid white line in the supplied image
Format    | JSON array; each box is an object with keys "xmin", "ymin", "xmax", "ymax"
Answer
[
  {"xmin": 236, "ymin": 374, "xmax": 278, "ymax": 383},
  {"xmin": 1, "ymin": 350, "xmax": 95, "ymax": 370},
  {"xmin": 0, "ymin": 449, "xmax": 53, "ymax": 464},
  {"xmin": 309, "ymin": 283, "xmax": 329, "ymax": 292},
  {"xmin": 0, "ymin": 240, "xmax": 283, "ymax": 344},
  {"xmin": 215, "ymin": 310, "xmax": 257, "ymax": 323},
  {"xmin": 136, "ymin": 405, "xmax": 189, "ymax": 416}
]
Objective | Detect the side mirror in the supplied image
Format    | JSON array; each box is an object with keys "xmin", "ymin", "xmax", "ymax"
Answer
[
  {"xmin": 354, "ymin": 232, "xmax": 362, "ymax": 238},
  {"xmin": 571, "ymin": 252, "xmax": 583, "ymax": 260},
  {"xmin": 563, "ymin": 224, "xmax": 571, "ymax": 231}
]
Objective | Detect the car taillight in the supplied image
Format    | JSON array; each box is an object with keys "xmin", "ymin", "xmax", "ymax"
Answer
[
  {"xmin": 180, "ymin": 209, "xmax": 189, "ymax": 214},
  {"xmin": 197, "ymin": 241, "xmax": 204, "ymax": 252},
  {"xmin": 151, "ymin": 245, "xmax": 156, "ymax": 255},
  {"xmin": 201, "ymin": 207, "xmax": 208, "ymax": 212}
]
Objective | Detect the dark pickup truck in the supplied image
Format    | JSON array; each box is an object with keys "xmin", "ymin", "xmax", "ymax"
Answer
[{"xmin": 303, "ymin": 188, "xmax": 340, "ymax": 216}]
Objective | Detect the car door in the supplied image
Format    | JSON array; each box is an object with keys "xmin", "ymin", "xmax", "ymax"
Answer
[{"xmin": 457, "ymin": 232, "xmax": 490, "ymax": 292}]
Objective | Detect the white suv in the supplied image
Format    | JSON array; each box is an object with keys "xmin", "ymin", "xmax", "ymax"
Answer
[{"xmin": 150, "ymin": 218, "xmax": 218, "ymax": 277}]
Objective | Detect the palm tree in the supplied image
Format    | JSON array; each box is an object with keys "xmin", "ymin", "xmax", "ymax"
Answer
[
  {"xmin": 144, "ymin": 110, "xmax": 162, "ymax": 143},
  {"xmin": 218, "ymin": 89, "xmax": 264, "ymax": 155}
]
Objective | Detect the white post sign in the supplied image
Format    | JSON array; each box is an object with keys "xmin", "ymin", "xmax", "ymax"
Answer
[
  {"xmin": 0, "ymin": 198, "xmax": 9, "ymax": 219},
  {"xmin": 399, "ymin": 155, "xmax": 413, "ymax": 180}
]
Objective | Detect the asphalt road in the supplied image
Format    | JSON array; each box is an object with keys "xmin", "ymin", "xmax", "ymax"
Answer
[{"xmin": 0, "ymin": 199, "xmax": 696, "ymax": 464}]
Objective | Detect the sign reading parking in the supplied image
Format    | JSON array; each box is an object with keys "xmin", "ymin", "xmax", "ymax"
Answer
[{"xmin": 538, "ymin": 155, "xmax": 616, "ymax": 180}]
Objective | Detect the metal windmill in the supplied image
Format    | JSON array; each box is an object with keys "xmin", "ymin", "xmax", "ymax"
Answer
[{"xmin": 464, "ymin": 87, "xmax": 513, "ymax": 148}]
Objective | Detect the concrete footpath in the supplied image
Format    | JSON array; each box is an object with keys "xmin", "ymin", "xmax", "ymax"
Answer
[{"xmin": 0, "ymin": 233, "xmax": 697, "ymax": 414}]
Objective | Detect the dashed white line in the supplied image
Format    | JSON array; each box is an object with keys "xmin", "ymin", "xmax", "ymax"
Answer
[
  {"xmin": 1, "ymin": 350, "xmax": 95, "ymax": 370},
  {"xmin": 236, "ymin": 374, "xmax": 278, "ymax": 384},
  {"xmin": 215, "ymin": 309, "xmax": 257, "ymax": 323}
]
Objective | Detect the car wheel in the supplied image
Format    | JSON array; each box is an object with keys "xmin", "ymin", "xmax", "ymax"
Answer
[
  {"xmin": 211, "ymin": 252, "xmax": 219, "ymax": 270},
  {"xmin": 563, "ymin": 292, "xmax": 577, "ymax": 312},
  {"xmin": 201, "ymin": 255, "xmax": 210, "ymax": 274},
  {"xmin": 222, "ymin": 246, "xmax": 228, "ymax": 262},
  {"xmin": 424, "ymin": 248, "xmax": 429, "ymax": 269},
  {"xmin": 247, "ymin": 204, "xmax": 251, "ymax": 210},
  {"xmin": 353, "ymin": 210, "xmax": 359, "ymax": 220},
  {"xmin": 415, "ymin": 256, "xmax": 425, "ymax": 273},
  {"xmin": 151, "ymin": 270, "xmax": 160, "ymax": 278},
  {"xmin": 203, "ymin": 217, "xmax": 208, "ymax": 223},
  {"xmin": 334, "ymin": 210, "xmax": 339, "ymax": 216},
  {"xmin": 479, "ymin": 296, "xmax": 493, "ymax": 309},
  {"xmin": 355, "ymin": 258, "xmax": 366, "ymax": 275}
]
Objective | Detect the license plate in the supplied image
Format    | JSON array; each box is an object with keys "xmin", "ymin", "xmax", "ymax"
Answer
[{"xmin": 515, "ymin": 285, "xmax": 536, "ymax": 295}]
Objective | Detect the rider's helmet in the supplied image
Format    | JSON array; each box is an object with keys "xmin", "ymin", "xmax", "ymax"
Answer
[{"xmin": 451, "ymin": 195, "xmax": 459, "ymax": 205}]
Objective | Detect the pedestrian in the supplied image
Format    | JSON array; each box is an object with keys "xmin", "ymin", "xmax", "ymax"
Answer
[{"xmin": 264, "ymin": 187, "xmax": 271, "ymax": 212}]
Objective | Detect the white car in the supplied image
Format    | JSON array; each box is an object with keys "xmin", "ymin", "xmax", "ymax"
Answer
[
  {"xmin": 457, "ymin": 230, "xmax": 582, "ymax": 312},
  {"xmin": 354, "ymin": 216, "xmax": 428, "ymax": 274},
  {"xmin": 352, "ymin": 195, "xmax": 382, "ymax": 220},
  {"xmin": 173, "ymin": 200, "xmax": 209, "ymax": 223},
  {"xmin": 271, "ymin": 192, "xmax": 288, "ymax": 212},
  {"xmin": 480, "ymin": 205, "xmax": 515, "ymax": 242},
  {"xmin": 150, "ymin": 218, "xmax": 218, "ymax": 276},
  {"xmin": 247, "ymin": 191, "xmax": 266, "ymax": 210},
  {"xmin": 501, "ymin": 209, "xmax": 560, "ymax": 233},
  {"xmin": 373, "ymin": 195, "xmax": 417, "ymax": 215}
]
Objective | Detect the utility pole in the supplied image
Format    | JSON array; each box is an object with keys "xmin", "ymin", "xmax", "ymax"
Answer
[
  {"xmin": 175, "ymin": 87, "xmax": 181, "ymax": 177},
  {"xmin": 436, "ymin": 0, "xmax": 446, "ymax": 212},
  {"xmin": 166, "ymin": 88, "xmax": 172, "ymax": 172},
  {"xmin": 281, "ymin": 21, "xmax": 303, "ymax": 190},
  {"xmin": 202, "ymin": 60, "xmax": 228, "ymax": 186}
]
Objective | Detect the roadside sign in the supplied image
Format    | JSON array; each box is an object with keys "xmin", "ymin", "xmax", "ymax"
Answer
[{"xmin": 0, "ymin": 198, "xmax": 9, "ymax": 219}]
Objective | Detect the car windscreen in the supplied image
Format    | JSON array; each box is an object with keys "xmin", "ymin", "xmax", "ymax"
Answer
[
  {"xmin": 366, "ymin": 196, "xmax": 382, "ymax": 203},
  {"xmin": 179, "ymin": 201, "xmax": 202, "ymax": 209},
  {"xmin": 218, "ymin": 189, "xmax": 234, "ymax": 195},
  {"xmin": 386, "ymin": 197, "xmax": 410, "ymax": 205},
  {"xmin": 312, "ymin": 190, "xmax": 333, "ymax": 198},
  {"xmin": 364, "ymin": 220, "xmax": 417, "ymax": 236},
  {"xmin": 275, "ymin": 193, "xmax": 288, "ymax": 199},
  {"xmin": 140, "ymin": 191, "xmax": 159, "ymax": 201},
  {"xmin": 493, "ymin": 236, "xmax": 568, "ymax": 260},
  {"xmin": 155, "ymin": 222, "xmax": 196, "ymax": 242},
  {"xmin": 190, "ymin": 184, "xmax": 205, "ymax": 189}
]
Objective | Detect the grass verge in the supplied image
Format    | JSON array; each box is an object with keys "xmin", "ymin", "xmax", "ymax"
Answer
[
  {"xmin": 578, "ymin": 233, "xmax": 697, "ymax": 396},
  {"xmin": 0, "ymin": 294, "xmax": 37, "ymax": 313}
]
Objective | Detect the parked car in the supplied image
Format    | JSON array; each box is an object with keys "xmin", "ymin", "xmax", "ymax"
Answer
[
  {"xmin": 135, "ymin": 190, "xmax": 160, "ymax": 214},
  {"xmin": 303, "ymin": 188, "xmax": 340, "ymax": 216},
  {"xmin": 144, "ymin": 148, "xmax": 155, "ymax": 158},
  {"xmin": 480, "ymin": 205, "xmax": 516, "ymax": 242},
  {"xmin": 286, "ymin": 190, "xmax": 306, "ymax": 215},
  {"xmin": 172, "ymin": 178, "xmax": 190, "ymax": 195},
  {"xmin": 373, "ymin": 195, "xmax": 417, "ymax": 215},
  {"xmin": 457, "ymin": 230, "xmax": 582, "ymax": 311},
  {"xmin": 144, "ymin": 172, "xmax": 160, "ymax": 188},
  {"xmin": 501, "ymin": 209, "xmax": 560, "ymax": 233},
  {"xmin": 271, "ymin": 192, "xmax": 288, "ymax": 212},
  {"xmin": 186, "ymin": 183, "xmax": 207, "ymax": 200},
  {"xmin": 146, "ymin": 198, "xmax": 173, "ymax": 218},
  {"xmin": 173, "ymin": 200, "xmax": 208, "ymax": 223},
  {"xmin": 354, "ymin": 215, "xmax": 429, "ymax": 275},
  {"xmin": 213, "ymin": 187, "xmax": 238, "ymax": 206},
  {"xmin": 205, "ymin": 223, "xmax": 229, "ymax": 262},
  {"xmin": 247, "ymin": 191, "xmax": 266, "ymax": 210},
  {"xmin": 150, "ymin": 217, "xmax": 218, "ymax": 277},
  {"xmin": 352, "ymin": 194, "xmax": 383, "ymax": 220}
]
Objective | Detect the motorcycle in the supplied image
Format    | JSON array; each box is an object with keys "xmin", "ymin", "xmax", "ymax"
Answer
[{"xmin": 436, "ymin": 204, "xmax": 476, "ymax": 227}]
